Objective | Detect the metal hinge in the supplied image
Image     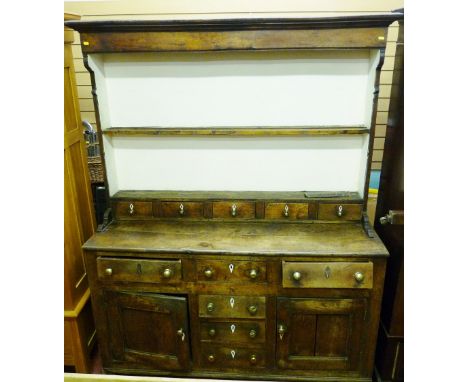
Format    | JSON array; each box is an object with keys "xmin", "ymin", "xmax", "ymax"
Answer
[{"xmin": 379, "ymin": 210, "xmax": 404, "ymax": 225}]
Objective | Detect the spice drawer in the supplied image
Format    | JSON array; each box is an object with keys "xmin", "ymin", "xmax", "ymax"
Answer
[
  {"xmin": 317, "ymin": 203, "xmax": 363, "ymax": 221},
  {"xmin": 199, "ymin": 295, "xmax": 266, "ymax": 318},
  {"xmin": 201, "ymin": 345, "xmax": 266, "ymax": 369},
  {"xmin": 200, "ymin": 320, "xmax": 265, "ymax": 344},
  {"xmin": 282, "ymin": 261, "xmax": 373, "ymax": 289},
  {"xmin": 158, "ymin": 201, "xmax": 204, "ymax": 218},
  {"xmin": 197, "ymin": 260, "xmax": 267, "ymax": 283},
  {"xmin": 97, "ymin": 257, "xmax": 182, "ymax": 283},
  {"xmin": 212, "ymin": 201, "xmax": 255, "ymax": 219},
  {"xmin": 114, "ymin": 201, "xmax": 153, "ymax": 219},
  {"xmin": 264, "ymin": 202, "xmax": 309, "ymax": 220}
]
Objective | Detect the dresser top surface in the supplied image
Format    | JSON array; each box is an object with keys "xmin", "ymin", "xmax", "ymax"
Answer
[{"xmin": 84, "ymin": 220, "xmax": 388, "ymax": 257}]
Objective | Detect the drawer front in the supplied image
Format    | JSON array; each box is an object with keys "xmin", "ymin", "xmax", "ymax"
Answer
[
  {"xmin": 199, "ymin": 295, "xmax": 266, "ymax": 319},
  {"xmin": 212, "ymin": 201, "xmax": 255, "ymax": 219},
  {"xmin": 97, "ymin": 257, "xmax": 182, "ymax": 284},
  {"xmin": 159, "ymin": 201, "xmax": 204, "ymax": 218},
  {"xmin": 115, "ymin": 201, "xmax": 153, "ymax": 219},
  {"xmin": 264, "ymin": 202, "xmax": 309, "ymax": 220},
  {"xmin": 282, "ymin": 261, "xmax": 373, "ymax": 289},
  {"xmin": 201, "ymin": 345, "xmax": 266, "ymax": 368},
  {"xmin": 197, "ymin": 260, "xmax": 267, "ymax": 283},
  {"xmin": 200, "ymin": 320, "xmax": 265, "ymax": 344},
  {"xmin": 317, "ymin": 203, "xmax": 363, "ymax": 221}
]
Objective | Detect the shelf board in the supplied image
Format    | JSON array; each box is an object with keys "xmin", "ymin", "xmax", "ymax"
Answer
[{"xmin": 102, "ymin": 126, "xmax": 369, "ymax": 137}]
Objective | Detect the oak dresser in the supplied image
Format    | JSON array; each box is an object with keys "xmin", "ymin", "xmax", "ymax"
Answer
[{"xmin": 66, "ymin": 12, "xmax": 402, "ymax": 381}]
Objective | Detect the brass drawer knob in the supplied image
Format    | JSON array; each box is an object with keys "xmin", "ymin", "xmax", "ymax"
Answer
[
  {"xmin": 207, "ymin": 354, "xmax": 215, "ymax": 363},
  {"xmin": 204, "ymin": 268, "xmax": 214, "ymax": 278},
  {"xmin": 177, "ymin": 328, "xmax": 185, "ymax": 341},
  {"xmin": 162, "ymin": 268, "xmax": 173, "ymax": 279},
  {"xmin": 104, "ymin": 268, "xmax": 113, "ymax": 276},
  {"xmin": 206, "ymin": 302, "xmax": 215, "ymax": 313},
  {"xmin": 179, "ymin": 203, "xmax": 184, "ymax": 216},
  {"xmin": 128, "ymin": 203, "xmax": 135, "ymax": 215},
  {"xmin": 354, "ymin": 271, "xmax": 365, "ymax": 283},
  {"xmin": 208, "ymin": 328, "xmax": 216, "ymax": 337},
  {"xmin": 248, "ymin": 305, "xmax": 258, "ymax": 315},
  {"xmin": 231, "ymin": 204, "xmax": 237, "ymax": 217},
  {"xmin": 292, "ymin": 271, "xmax": 301, "ymax": 281},
  {"xmin": 336, "ymin": 205, "xmax": 344, "ymax": 217},
  {"xmin": 250, "ymin": 354, "xmax": 257, "ymax": 365},
  {"xmin": 249, "ymin": 269, "xmax": 258, "ymax": 279},
  {"xmin": 278, "ymin": 324, "xmax": 287, "ymax": 335},
  {"xmin": 249, "ymin": 329, "xmax": 257, "ymax": 339},
  {"xmin": 283, "ymin": 204, "xmax": 289, "ymax": 217}
]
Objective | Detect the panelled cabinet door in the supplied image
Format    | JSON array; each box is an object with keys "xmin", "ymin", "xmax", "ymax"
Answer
[
  {"xmin": 105, "ymin": 291, "xmax": 191, "ymax": 371},
  {"xmin": 277, "ymin": 298, "xmax": 366, "ymax": 371}
]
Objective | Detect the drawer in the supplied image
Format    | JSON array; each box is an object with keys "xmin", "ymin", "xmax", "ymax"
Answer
[
  {"xmin": 212, "ymin": 201, "xmax": 255, "ymax": 219},
  {"xmin": 197, "ymin": 260, "xmax": 267, "ymax": 283},
  {"xmin": 115, "ymin": 201, "xmax": 153, "ymax": 219},
  {"xmin": 201, "ymin": 345, "xmax": 266, "ymax": 369},
  {"xmin": 97, "ymin": 257, "xmax": 182, "ymax": 284},
  {"xmin": 282, "ymin": 261, "xmax": 373, "ymax": 289},
  {"xmin": 199, "ymin": 295, "xmax": 266, "ymax": 319},
  {"xmin": 264, "ymin": 202, "xmax": 309, "ymax": 220},
  {"xmin": 200, "ymin": 320, "xmax": 265, "ymax": 344},
  {"xmin": 159, "ymin": 201, "xmax": 204, "ymax": 218},
  {"xmin": 317, "ymin": 203, "xmax": 362, "ymax": 221}
]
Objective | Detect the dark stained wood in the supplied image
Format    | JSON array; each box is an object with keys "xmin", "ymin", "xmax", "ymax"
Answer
[
  {"xmin": 200, "ymin": 345, "xmax": 266, "ymax": 369},
  {"xmin": 200, "ymin": 320, "xmax": 265, "ymax": 344},
  {"xmin": 317, "ymin": 203, "xmax": 363, "ymax": 221},
  {"xmin": 196, "ymin": 260, "xmax": 267, "ymax": 283},
  {"xmin": 159, "ymin": 201, "xmax": 204, "ymax": 219},
  {"xmin": 282, "ymin": 261, "xmax": 373, "ymax": 289},
  {"xmin": 212, "ymin": 201, "xmax": 256, "ymax": 219},
  {"xmin": 264, "ymin": 203, "xmax": 309, "ymax": 220},
  {"xmin": 114, "ymin": 201, "xmax": 153, "ymax": 219},
  {"xmin": 199, "ymin": 295, "xmax": 266, "ymax": 319},
  {"xmin": 102, "ymin": 126, "xmax": 370, "ymax": 137},
  {"xmin": 83, "ymin": 220, "xmax": 388, "ymax": 257}
]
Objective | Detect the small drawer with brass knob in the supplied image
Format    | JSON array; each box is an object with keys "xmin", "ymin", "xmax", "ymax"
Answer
[
  {"xmin": 196, "ymin": 260, "xmax": 267, "ymax": 283},
  {"xmin": 282, "ymin": 261, "xmax": 373, "ymax": 289},
  {"xmin": 115, "ymin": 201, "xmax": 153, "ymax": 219},
  {"xmin": 200, "ymin": 321, "xmax": 265, "ymax": 343},
  {"xmin": 199, "ymin": 295, "xmax": 266, "ymax": 318},
  {"xmin": 212, "ymin": 201, "xmax": 255, "ymax": 219},
  {"xmin": 264, "ymin": 202, "xmax": 309, "ymax": 220},
  {"xmin": 201, "ymin": 345, "xmax": 266, "ymax": 368},
  {"xmin": 96, "ymin": 257, "xmax": 182, "ymax": 284},
  {"xmin": 317, "ymin": 203, "xmax": 363, "ymax": 221},
  {"xmin": 158, "ymin": 201, "xmax": 204, "ymax": 218}
]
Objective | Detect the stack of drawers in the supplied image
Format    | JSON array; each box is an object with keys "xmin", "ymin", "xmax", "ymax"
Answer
[{"xmin": 197, "ymin": 260, "xmax": 267, "ymax": 369}]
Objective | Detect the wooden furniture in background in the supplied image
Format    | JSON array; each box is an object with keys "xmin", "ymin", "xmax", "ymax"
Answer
[
  {"xmin": 64, "ymin": 13, "xmax": 97, "ymax": 373},
  {"xmin": 374, "ymin": 18, "xmax": 404, "ymax": 382},
  {"xmin": 67, "ymin": 12, "xmax": 402, "ymax": 381}
]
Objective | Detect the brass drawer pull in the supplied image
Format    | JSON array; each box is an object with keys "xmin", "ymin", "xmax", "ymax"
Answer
[
  {"xmin": 231, "ymin": 204, "xmax": 237, "ymax": 217},
  {"xmin": 249, "ymin": 269, "xmax": 258, "ymax": 279},
  {"xmin": 104, "ymin": 268, "xmax": 112, "ymax": 276},
  {"xmin": 336, "ymin": 205, "xmax": 344, "ymax": 217},
  {"xmin": 206, "ymin": 302, "xmax": 215, "ymax": 313},
  {"xmin": 208, "ymin": 328, "xmax": 216, "ymax": 337},
  {"xmin": 207, "ymin": 354, "xmax": 215, "ymax": 363},
  {"xmin": 128, "ymin": 203, "xmax": 134, "ymax": 215},
  {"xmin": 292, "ymin": 271, "xmax": 301, "ymax": 281},
  {"xmin": 250, "ymin": 354, "xmax": 257, "ymax": 365},
  {"xmin": 248, "ymin": 305, "xmax": 258, "ymax": 315},
  {"xmin": 283, "ymin": 204, "xmax": 289, "ymax": 217},
  {"xmin": 179, "ymin": 203, "xmax": 184, "ymax": 216},
  {"xmin": 278, "ymin": 324, "xmax": 287, "ymax": 340},
  {"xmin": 249, "ymin": 328, "xmax": 257, "ymax": 338},
  {"xmin": 354, "ymin": 271, "xmax": 365, "ymax": 283},
  {"xmin": 162, "ymin": 268, "xmax": 173, "ymax": 279},
  {"xmin": 204, "ymin": 268, "xmax": 214, "ymax": 278},
  {"xmin": 177, "ymin": 328, "xmax": 185, "ymax": 341}
]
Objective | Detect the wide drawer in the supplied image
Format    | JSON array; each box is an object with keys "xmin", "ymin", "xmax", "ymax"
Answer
[
  {"xmin": 158, "ymin": 201, "xmax": 204, "ymax": 218},
  {"xmin": 200, "ymin": 320, "xmax": 265, "ymax": 344},
  {"xmin": 199, "ymin": 295, "xmax": 266, "ymax": 319},
  {"xmin": 317, "ymin": 203, "xmax": 363, "ymax": 221},
  {"xmin": 96, "ymin": 257, "xmax": 182, "ymax": 283},
  {"xmin": 114, "ymin": 201, "xmax": 153, "ymax": 219},
  {"xmin": 212, "ymin": 201, "xmax": 255, "ymax": 219},
  {"xmin": 201, "ymin": 345, "xmax": 266, "ymax": 369},
  {"xmin": 282, "ymin": 261, "xmax": 373, "ymax": 289},
  {"xmin": 197, "ymin": 260, "xmax": 267, "ymax": 283},
  {"xmin": 264, "ymin": 202, "xmax": 309, "ymax": 220}
]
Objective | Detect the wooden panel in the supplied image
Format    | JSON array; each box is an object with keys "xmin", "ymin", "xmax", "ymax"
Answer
[
  {"xmin": 317, "ymin": 203, "xmax": 363, "ymax": 221},
  {"xmin": 212, "ymin": 201, "xmax": 255, "ymax": 219},
  {"xmin": 64, "ymin": 321, "xmax": 75, "ymax": 365},
  {"xmin": 200, "ymin": 320, "xmax": 265, "ymax": 344},
  {"xmin": 200, "ymin": 345, "xmax": 266, "ymax": 369},
  {"xmin": 282, "ymin": 261, "xmax": 373, "ymax": 289},
  {"xmin": 196, "ymin": 260, "xmax": 267, "ymax": 283},
  {"xmin": 97, "ymin": 257, "xmax": 182, "ymax": 284},
  {"xmin": 315, "ymin": 315, "xmax": 349, "ymax": 356},
  {"xmin": 114, "ymin": 201, "xmax": 153, "ymax": 219},
  {"xmin": 159, "ymin": 201, "xmax": 204, "ymax": 218},
  {"xmin": 264, "ymin": 202, "xmax": 308, "ymax": 220},
  {"xmin": 199, "ymin": 295, "xmax": 266, "ymax": 319}
]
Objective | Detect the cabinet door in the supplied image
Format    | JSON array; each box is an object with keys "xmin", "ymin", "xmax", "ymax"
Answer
[
  {"xmin": 105, "ymin": 291, "xmax": 190, "ymax": 371},
  {"xmin": 277, "ymin": 298, "xmax": 366, "ymax": 371}
]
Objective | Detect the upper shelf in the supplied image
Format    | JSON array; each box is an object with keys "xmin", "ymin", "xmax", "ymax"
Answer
[{"xmin": 102, "ymin": 126, "xmax": 369, "ymax": 137}]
